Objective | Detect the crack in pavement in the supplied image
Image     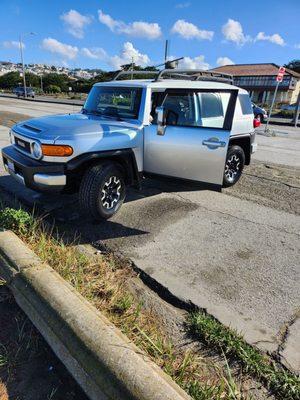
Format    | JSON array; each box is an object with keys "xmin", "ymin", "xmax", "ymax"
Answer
[{"xmin": 277, "ymin": 309, "xmax": 300, "ymax": 352}]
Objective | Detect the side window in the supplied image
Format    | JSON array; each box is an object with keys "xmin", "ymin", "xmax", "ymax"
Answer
[
  {"xmin": 239, "ymin": 93, "xmax": 253, "ymax": 115},
  {"xmin": 196, "ymin": 92, "xmax": 230, "ymax": 128},
  {"xmin": 163, "ymin": 92, "xmax": 196, "ymax": 127}
]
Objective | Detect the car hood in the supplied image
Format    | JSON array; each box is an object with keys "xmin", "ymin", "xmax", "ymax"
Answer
[{"xmin": 13, "ymin": 113, "xmax": 141, "ymax": 142}]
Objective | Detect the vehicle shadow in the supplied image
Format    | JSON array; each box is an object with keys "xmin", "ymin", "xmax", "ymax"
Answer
[{"xmin": 0, "ymin": 174, "xmax": 213, "ymax": 248}]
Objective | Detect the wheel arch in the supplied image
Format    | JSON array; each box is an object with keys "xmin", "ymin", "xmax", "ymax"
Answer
[
  {"xmin": 228, "ymin": 135, "xmax": 251, "ymax": 165},
  {"xmin": 66, "ymin": 149, "xmax": 141, "ymax": 190}
]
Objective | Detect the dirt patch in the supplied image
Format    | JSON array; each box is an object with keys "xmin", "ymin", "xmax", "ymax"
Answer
[
  {"xmin": 225, "ymin": 161, "xmax": 300, "ymax": 215},
  {"xmin": 0, "ymin": 286, "xmax": 88, "ymax": 400},
  {"xmin": 0, "ymin": 111, "xmax": 31, "ymax": 128}
]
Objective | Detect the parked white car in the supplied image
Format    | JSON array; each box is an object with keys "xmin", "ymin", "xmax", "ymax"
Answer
[{"xmin": 2, "ymin": 69, "xmax": 258, "ymax": 220}]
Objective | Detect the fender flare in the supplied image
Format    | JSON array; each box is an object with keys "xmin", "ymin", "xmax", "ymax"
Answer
[{"xmin": 66, "ymin": 148, "xmax": 141, "ymax": 186}]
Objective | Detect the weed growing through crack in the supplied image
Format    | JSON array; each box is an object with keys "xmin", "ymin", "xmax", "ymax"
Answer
[{"xmin": 188, "ymin": 312, "xmax": 300, "ymax": 400}]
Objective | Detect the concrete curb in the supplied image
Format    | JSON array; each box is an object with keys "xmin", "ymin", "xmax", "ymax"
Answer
[{"xmin": 0, "ymin": 230, "xmax": 191, "ymax": 400}]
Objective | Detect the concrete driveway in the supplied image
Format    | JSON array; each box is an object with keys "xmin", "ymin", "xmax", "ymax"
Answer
[{"xmin": 0, "ymin": 97, "xmax": 299, "ymax": 373}]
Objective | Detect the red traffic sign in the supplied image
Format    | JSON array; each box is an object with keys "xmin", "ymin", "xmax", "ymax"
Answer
[{"xmin": 276, "ymin": 66, "xmax": 285, "ymax": 82}]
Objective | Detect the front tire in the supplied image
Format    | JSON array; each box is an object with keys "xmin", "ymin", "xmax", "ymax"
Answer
[
  {"xmin": 223, "ymin": 145, "xmax": 245, "ymax": 187},
  {"xmin": 79, "ymin": 162, "xmax": 126, "ymax": 220}
]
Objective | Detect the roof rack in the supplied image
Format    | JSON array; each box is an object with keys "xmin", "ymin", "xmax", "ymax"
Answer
[
  {"xmin": 111, "ymin": 69, "xmax": 233, "ymax": 84},
  {"xmin": 154, "ymin": 69, "xmax": 233, "ymax": 83},
  {"xmin": 112, "ymin": 70, "xmax": 158, "ymax": 81}
]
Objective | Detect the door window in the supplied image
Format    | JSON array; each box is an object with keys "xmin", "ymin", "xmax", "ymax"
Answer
[
  {"xmin": 163, "ymin": 92, "xmax": 196, "ymax": 126},
  {"xmin": 151, "ymin": 89, "xmax": 235, "ymax": 129}
]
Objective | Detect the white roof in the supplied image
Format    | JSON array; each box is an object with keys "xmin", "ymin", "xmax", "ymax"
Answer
[{"xmin": 94, "ymin": 79, "xmax": 243, "ymax": 91}]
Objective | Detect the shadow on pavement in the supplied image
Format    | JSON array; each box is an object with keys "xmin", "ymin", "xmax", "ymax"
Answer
[{"xmin": 0, "ymin": 174, "xmax": 209, "ymax": 249}]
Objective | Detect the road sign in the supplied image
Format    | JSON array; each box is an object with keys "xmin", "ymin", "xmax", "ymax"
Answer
[
  {"xmin": 276, "ymin": 66, "xmax": 285, "ymax": 82},
  {"xmin": 265, "ymin": 66, "xmax": 286, "ymax": 133}
]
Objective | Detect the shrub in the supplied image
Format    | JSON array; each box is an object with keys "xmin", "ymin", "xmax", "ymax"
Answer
[
  {"xmin": 0, "ymin": 208, "xmax": 33, "ymax": 236},
  {"xmin": 46, "ymin": 85, "xmax": 61, "ymax": 94}
]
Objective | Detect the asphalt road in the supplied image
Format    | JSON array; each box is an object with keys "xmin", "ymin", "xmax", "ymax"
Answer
[
  {"xmin": 0, "ymin": 92, "xmax": 84, "ymax": 106},
  {"xmin": 0, "ymin": 97, "xmax": 299, "ymax": 373}
]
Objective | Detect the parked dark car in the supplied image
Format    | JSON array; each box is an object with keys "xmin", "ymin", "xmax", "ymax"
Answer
[
  {"xmin": 252, "ymin": 103, "xmax": 267, "ymax": 122},
  {"xmin": 13, "ymin": 86, "xmax": 35, "ymax": 98}
]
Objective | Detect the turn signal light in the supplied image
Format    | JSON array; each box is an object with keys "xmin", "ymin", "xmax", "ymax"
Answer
[
  {"xmin": 42, "ymin": 144, "xmax": 73, "ymax": 157},
  {"xmin": 253, "ymin": 118, "xmax": 261, "ymax": 128}
]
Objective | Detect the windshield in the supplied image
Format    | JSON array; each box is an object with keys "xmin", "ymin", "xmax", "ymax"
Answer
[{"xmin": 83, "ymin": 86, "xmax": 142, "ymax": 120}]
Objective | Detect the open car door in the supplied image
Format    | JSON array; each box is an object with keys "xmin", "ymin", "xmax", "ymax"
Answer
[{"xmin": 144, "ymin": 88, "xmax": 238, "ymax": 186}]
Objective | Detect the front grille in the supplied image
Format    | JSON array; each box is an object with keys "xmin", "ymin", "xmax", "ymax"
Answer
[{"xmin": 14, "ymin": 137, "xmax": 31, "ymax": 154}]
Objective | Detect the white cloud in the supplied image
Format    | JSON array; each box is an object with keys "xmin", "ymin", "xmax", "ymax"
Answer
[
  {"xmin": 216, "ymin": 56, "xmax": 234, "ymax": 66},
  {"xmin": 222, "ymin": 19, "xmax": 250, "ymax": 45},
  {"xmin": 175, "ymin": 2, "xmax": 191, "ymax": 8},
  {"xmin": 42, "ymin": 38, "xmax": 78, "ymax": 60},
  {"xmin": 109, "ymin": 42, "xmax": 150, "ymax": 69},
  {"xmin": 171, "ymin": 19, "xmax": 214, "ymax": 40},
  {"xmin": 3, "ymin": 40, "xmax": 25, "ymax": 49},
  {"xmin": 295, "ymin": 43, "xmax": 300, "ymax": 49},
  {"xmin": 178, "ymin": 55, "xmax": 210, "ymax": 70},
  {"xmin": 255, "ymin": 32, "xmax": 285, "ymax": 46},
  {"xmin": 81, "ymin": 47, "xmax": 107, "ymax": 60},
  {"xmin": 98, "ymin": 10, "xmax": 161, "ymax": 40},
  {"xmin": 60, "ymin": 9, "xmax": 92, "ymax": 39},
  {"xmin": 82, "ymin": 42, "xmax": 150, "ymax": 70}
]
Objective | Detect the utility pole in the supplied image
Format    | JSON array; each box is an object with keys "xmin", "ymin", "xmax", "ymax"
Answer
[
  {"xmin": 19, "ymin": 32, "xmax": 36, "ymax": 98},
  {"xmin": 131, "ymin": 57, "xmax": 134, "ymax": 80},
  {"xmin": 164, "ymin": 40, "xmax": 169, "ymax": 66},
  {"xmin": 19, "ymin": 34, "xmax": 27, "ymax": 98},
  {"xmin": 40, "ymin": 74, "xmax": 43, "ymax": 92}
]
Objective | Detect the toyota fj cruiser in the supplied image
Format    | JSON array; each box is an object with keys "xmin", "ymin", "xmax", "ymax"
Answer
[{"xmin": 2, "ymin": 69, "xmax": 258, "ymax": 220}]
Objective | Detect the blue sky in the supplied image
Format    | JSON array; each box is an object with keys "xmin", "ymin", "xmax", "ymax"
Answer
[{"xmin": 1, "ymin": 0, "xmax": 299, "ymax": 70}]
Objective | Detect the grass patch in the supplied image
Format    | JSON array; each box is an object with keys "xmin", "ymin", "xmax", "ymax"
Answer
[
  {"xmin": 188, "ymin": 312, "xmax": 300, "ymax": 400},
  {"xmin": 3, "ymin": 206, "xmax": 297, "ymax": 399}
]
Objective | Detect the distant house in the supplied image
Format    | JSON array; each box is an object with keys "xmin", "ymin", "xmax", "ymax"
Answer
[{"xmin": 210, "ymin": 63, "xmax": 300, "ymax": 105}]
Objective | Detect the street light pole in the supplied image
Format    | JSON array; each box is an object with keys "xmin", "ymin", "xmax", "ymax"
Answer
[{"xmin": 19, "ymin": 34, "xmax": 27, "ymax": 98}]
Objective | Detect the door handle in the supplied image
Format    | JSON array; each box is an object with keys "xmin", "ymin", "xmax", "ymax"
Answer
[{"xmin": 202, "ymin": 139, "xmax": 226, "ymax": 149}]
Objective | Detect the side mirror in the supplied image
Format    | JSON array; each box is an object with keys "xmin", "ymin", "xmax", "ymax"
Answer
[{"xmin": 155, "ymin": 106, "xmax": 166, "ymax": 136}]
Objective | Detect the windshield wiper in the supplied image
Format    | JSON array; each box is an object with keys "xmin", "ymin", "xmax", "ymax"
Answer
[
  {"xmin": 101, "ymin": 114, "xmax": 125, "ymax": 122},
  {"xmin": 82, "ymin": 109, "xmax": 125, "ymax": 121},
  {"xmin": 82, "ymin": 109, "xmax": 103, "ymax": 116}
]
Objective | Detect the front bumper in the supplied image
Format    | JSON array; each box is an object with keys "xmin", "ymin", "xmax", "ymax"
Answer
[{"xmin": 2, "ymin": 145, "xmax": 66, "ymax": 192}]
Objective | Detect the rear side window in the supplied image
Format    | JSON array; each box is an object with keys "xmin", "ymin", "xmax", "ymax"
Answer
[
  {"xmin": 196, "ymin": 92, "xmax": 231, "ymax": 128},
  {"xmin": 198, "ymin": 93, "xmax": 223, "ymax": 118},
  {"xmin": 239, "ymin": 93, "xmax": 253, "ymax": 115}
]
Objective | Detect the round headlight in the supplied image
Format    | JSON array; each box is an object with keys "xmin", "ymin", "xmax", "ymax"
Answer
[{"xmin": 32, "ymin": 141, "xmax": 42, "ymax": 159}]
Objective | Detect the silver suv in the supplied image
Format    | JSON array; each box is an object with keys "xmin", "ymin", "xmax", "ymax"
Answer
[{"xmin": 2, "ymin": 69, "xmax": 258, "ymax": 220}]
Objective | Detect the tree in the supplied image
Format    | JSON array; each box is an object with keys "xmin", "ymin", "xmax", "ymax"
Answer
[
  {"xmin": 0, "ymin": 72, "xmax": 22, "ymax": 89},
  {"xmin": 284, "ymin": 60, "xmax": 300, "ymax": 73},
  {"xmin": 42, "ymin": 73, "xmax": 71, "ymax": 92}
]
